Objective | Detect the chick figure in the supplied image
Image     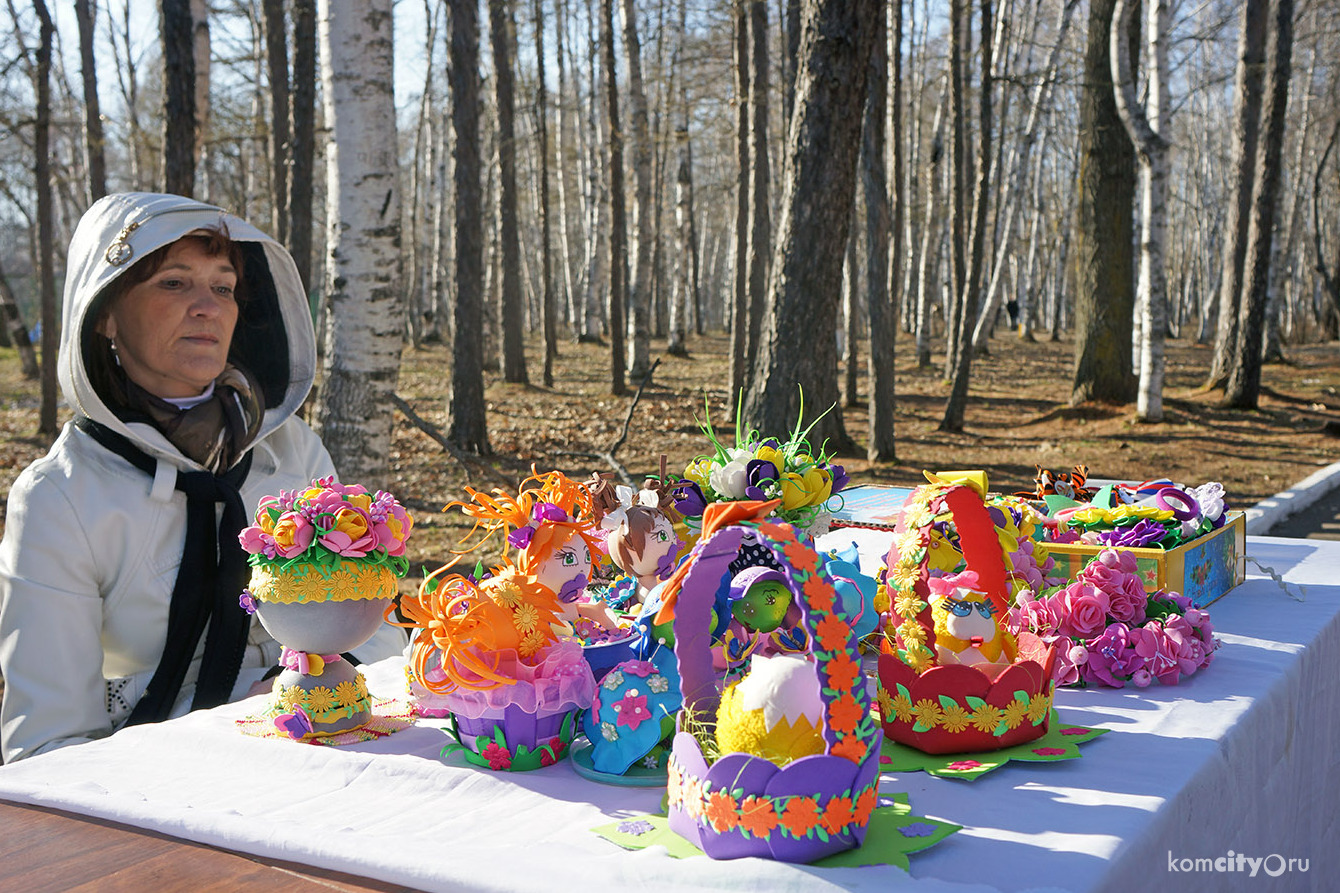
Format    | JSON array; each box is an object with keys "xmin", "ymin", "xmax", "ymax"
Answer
[
  {"xmin": 715, "ymin": 653, "xmax": 825, "ymax": 765},
  {"xmin": 927, "ymin": 570, "xmax": 1017, "ymax": 667}
]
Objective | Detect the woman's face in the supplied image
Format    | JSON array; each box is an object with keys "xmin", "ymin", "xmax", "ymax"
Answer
[{"xmin": 99, "ymin": 238, "xmax": 239, "ymax": 398}]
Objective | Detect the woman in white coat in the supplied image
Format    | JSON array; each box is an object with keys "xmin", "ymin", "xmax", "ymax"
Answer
[{"xmin": 0, "ymin": 193, "xmax": 404, "ymax": 762}]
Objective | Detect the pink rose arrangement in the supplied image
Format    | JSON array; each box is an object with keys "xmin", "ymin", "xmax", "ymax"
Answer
[
  {"xmin": 239, "ymin": 476, "xmax": 413, "ymax": 573},
  {"xmin": 1005, "ymin": 548, "xmax": 1217, "ymax": 688}
]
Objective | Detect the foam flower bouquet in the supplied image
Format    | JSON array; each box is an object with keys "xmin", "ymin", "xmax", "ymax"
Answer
[
  {"xmin": 672, "ymin": 397, "xmax": 849, "ymax": 535},
  {"xmin": 237, "ymin": 477, "xmax": 413, "ymax": 739},
  {"xmin": 1004, "ymin": 548, "xmax": 1218, "ymax": 688},
  {"xmin": 1047, "ymin": 481, "xmax": 1230, "ymax": 550}
]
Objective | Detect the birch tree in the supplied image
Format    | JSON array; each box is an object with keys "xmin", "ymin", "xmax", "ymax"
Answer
[
  {"xmin": 447, "ymin": 0, "xmax": 490, "ymax": 453},
  {"xmin": 619, "ymin": 0, "xmax": 653, "ymax": 380},
  {"xmin": 1112, "ymin": 0, "xmax": 1171, "ymax": 422},
  {"xmin": 535, "ymin": 0, "xmax": 557, "ymax": 386},
  {"xmin": 262, "ymin": 0, "xmax": 290, "ymax": 243},
  {"xmin": 1071, "ymin": 0, "xmax": 1136, "ymax": 404},
  {"xmin": 315, "ymin": 0, "xmax": 403, "ymax": 481},
  {"xmin": 743, "ymin": 0, "xmax": 880, "ymax": 450},
  {"xmin": 1206, "ymin": 0, "xmax": 1268, "ymax": 389},
  {"xmin": 744, "ymin": 0, "xmax": 770, "ymax": 373},
  {"xmin": 75, "ymin": 0, "xmax": 107, "ymax": 202},
  {"xmin": 668, "ymin": 0, "xmax": 697, "ymax": 358},
  {"xmin": 161, "ymin": 0, "xmax": 196, "ymax": 195},
  {"xmin": 728, "ymin": 2, "xmax": 748, "ymax": 410},
  {"xmin": 1224, "ymin": 0, "xmax": 1295, "ymax": 408},
  {"xmin": 970, "ymin": 0, "xmax": 1079, "ymax": 353},
  {"xmin": 600, "ymin": 0, "xmax": 627, "ymax": 395},
  {"xmin": 33, "ymin": 0, "xmax": 58, "ymax": 435},
  {"xmin": 863, "ymin": 4, "xmax": 894, "ymax": 459},
  {"xmin": 290, "ymin": 0, "xmax": 317, "ymax": 292},
  {"xmin": 490, "ymin": 0, "xmax": 528, "ymax": 384}
]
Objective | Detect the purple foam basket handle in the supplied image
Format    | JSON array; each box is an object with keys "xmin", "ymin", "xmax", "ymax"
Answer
[{"xmin": 673, "ymin": 527, "xmax": 748, "ymax": 722}]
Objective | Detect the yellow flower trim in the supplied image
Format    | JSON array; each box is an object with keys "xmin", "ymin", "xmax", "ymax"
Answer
[
  {"xmin": 970, "ymin": 704, "xmax": 1002, "ymax": 733},
  {"xmin": 910, "ymin": 698, "xmax": 943, "ymax": 728},
  {"xmin": 891, "ymin": 692, "xmax": 914, "ymax": 723},
  {"xmin": 1027, "ymin": 690, "xmax": 1053, "ymax": 724},
  {"xmin": 1001, "ymin": 699, "xmax": 1029, "ymax": 730},
  {"xmin": 939, "ymin": 703, "xmax": 971, "ymax": 734},
  {"xmin": 271, "ymin": 678, "xmax": 372, "ymax": 725},
  {"xmin": 306, "ymin": 686, "xmax": 337, "ymax": 713},
  {"xmin": 250, "ymin": 559, "xmax": 398, "ymax": 604},
  {"xmin": 894, "ymin": 593, "xmax": 926, "ymax": 618},
  {"xmin": 876, "ymin": 686, "xmax": 894, "ymax": 719}
]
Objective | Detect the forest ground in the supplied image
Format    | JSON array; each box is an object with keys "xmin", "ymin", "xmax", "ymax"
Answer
[{"xmin": 0, "ymin": 327, "xmax": 1337, "ymax": 589}]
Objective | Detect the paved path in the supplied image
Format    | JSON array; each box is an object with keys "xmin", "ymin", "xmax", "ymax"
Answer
[{"xmin": 1266, "ymin": 484, "xmax": 1340, "ymax": 539}]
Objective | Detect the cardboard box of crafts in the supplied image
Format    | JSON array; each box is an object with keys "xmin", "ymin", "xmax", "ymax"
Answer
[
  {"xmin": 830, "ymin": 482, "xmax": 1246, "ymax": 608},
  {"xmin": 1045, "ymin": 512, "xmax": 1246, "ymax": 608}
]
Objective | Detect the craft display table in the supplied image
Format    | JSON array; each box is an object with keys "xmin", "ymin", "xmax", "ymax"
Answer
[{"xmin": 0, "ymin": 535, "xmax": 1335, "ymax": 892}]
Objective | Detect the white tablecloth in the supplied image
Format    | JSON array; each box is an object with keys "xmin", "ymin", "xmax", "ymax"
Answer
[{"xmin": 1, "ymin": 535, "xmax": 1336, "ymax": 892}]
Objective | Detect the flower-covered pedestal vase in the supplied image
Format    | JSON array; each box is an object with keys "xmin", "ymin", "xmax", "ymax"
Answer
[
  {"xmin": 237, "ymin": 477, "xmax": 414, "ymax": 741},
  {"xmin": 249, "ymin": 559, "xmax": 399, "ymax": 737}
]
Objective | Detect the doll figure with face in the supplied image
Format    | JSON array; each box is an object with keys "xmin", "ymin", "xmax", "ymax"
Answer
[
  {"xmin": 927, "ymin": 570, "xmax": 1017, "ymax": 667},
  {"xmin": 606, "ymin": 503, "xmax": 684, "ymax": 606}
]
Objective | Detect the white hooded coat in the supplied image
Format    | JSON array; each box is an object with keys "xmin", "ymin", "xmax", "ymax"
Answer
[{"xmin": 0, "ymin": 193, "xmax": 404, "ymax": 762}]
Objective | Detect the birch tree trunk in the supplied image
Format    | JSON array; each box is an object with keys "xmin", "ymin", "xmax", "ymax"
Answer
[
  {"xmin": 1070, "ymin": 0, "xmax": 1137, "ymax": 404},
  {"xmin": 728, "ymin": 3, "xmax": 749, "ymax": 411},
  {"xmin": 34, "ymin": 0, "xmax": 58, "ymax": 435},
  {"xmin": 742, "ymin": 0, "xmax": 879, "ymax": 451},
  {"xmin": 864, "ymin": 5, "xmax": 895, "ymax": 459},
  {"xmin": 1112, "ymin": 0, "xmax": 1170, "ymax": 422},
  {"xmin": 262, "ymin": 0, "xmax": 290, "ymax": 243},
  {"xmin": 161, "ymin": 0, "xmax": 196, "ymax": 195},
  {"xmin": 191, "ymin": 0, "xmax": 210, "ymax": 194},
  {"xmin": 970, "ymin": 0, "xmax": 1078, "ymax": 353},
  {"xmin": 290, "ymin": 0, "xmax": 317, "ymax": 293},
  {"xmin": 915, "ymin": 88, "xmax": 947, "ymax": 369},
  {"xmin": 619, "ymin": 0, "xmax": 653, "ymax": 380},
  {"xmin": 600, "ymin": 0, "xmax": 627, "ymax": 395},
  {"xmin": 555, "ymin": 0, "xmax": 579, "ymax": 333},
  {"xmin": 535, "ymin": 0, "xmax": 557, "ymax": 386},
  {"xmin": 315, "ymin": 0, "xmax": 403, "ymax": 481},
  {"xmin": 668, "ymin": 0, "xmax": 696, "ymax": 358},
  {"xmin": 1224, "ymin": 0, "xmax": 1294, "ymax": 408},
  {"xmin": 75, "ymin": 0, "xmax": 107, "ymax": 202},
  {"xmin": 1206, "ymin": 0, "xmax": 1268, "ymax": 389},
  {"xmin": 489, "ymin": 0, "xmax": 528, "ymax": 384},
  {"xmin": 940, "ymin": 0, "xmax": 991, "ymax": 433},
  {"xmin": 581, "ymin": 0, "xmax": 608, "ymax": 342},
  {"xmin": 744, "ymin": 0, "xmax": 771, "ymax": 374},
  {"xmin": 446, "ymin": 0, "xmax": 489, "ymax": 453}
]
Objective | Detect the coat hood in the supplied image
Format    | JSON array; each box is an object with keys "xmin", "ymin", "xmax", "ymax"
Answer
[{"xmin": 58, "ymin": 192, "xmax": 318, "ymax": 468}]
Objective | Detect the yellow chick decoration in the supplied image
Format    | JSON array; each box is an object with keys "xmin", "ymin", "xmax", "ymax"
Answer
[
  {"xmin": 715, "ymin": 653, "xmax": 825, "ymax": 764},
  {"xmin": 927, "ymin": 570, "xmax": 1018, "ymax": 667}
]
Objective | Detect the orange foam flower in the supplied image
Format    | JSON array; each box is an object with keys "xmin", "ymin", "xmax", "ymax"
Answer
[
  {"xmin": 782, "ymin": 539, "xmax": 818, "ymax": 575},
  {"xmin": 757, "ymin": 520, "xmax": 796, "ymax": 545},
  {"xmin": 814, "ymin": 613, "xmax": 851, "ymax": 653},
  {"xmin": 822, "ymin": 795, "xmax": 855, "ymax": 835},
  {"xmin": 803, "ymin": 575, "xmax": 835, "ymax": 612},
  {"xmin": 779, "ymin": 796, "xmax": 823, "ymax": 838},
  {"xmin": 739, "ymin": 796, "xmax": 779, "ymax": 839},
  {"xmin": 705, "ymin": 790, "xmax": 740, "ymax": 833},
  {"xmin": 853, "ymin": 787, "xmax": 878, "ymax": 826},
  {"xmin": 828, "ymin": 692, "xmax": 862, "ymax": 735},
  {"xmin": 825, "ymin": 651, "xmax": 861, "ymax": 692},
  {"xmin": 831, "ymin": 733, "xmax": 869, "ymax": 765}
]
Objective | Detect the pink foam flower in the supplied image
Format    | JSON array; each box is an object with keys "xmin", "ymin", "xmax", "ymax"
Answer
[
  {"xmin": 271, "ymin": 511, "xmax": 316, "ymax": 559},
  {"xmin": 238, "ymin": 526, "xmax": 276, "ymax": 558},
  {"xmin": 1056, "ymin": 581, "xmax": 1110, "ymax": 640},
  {"xmin": 1050, "ymin": 635, "xmax": 1085, "ymax": 686},
  {"xmin": 1081, "ymin": 623, "xmax": 1141, "ymax": 688},
  {"xmin": 372, "ymin": 503, "xmax": 414, "ymax": 556}
]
